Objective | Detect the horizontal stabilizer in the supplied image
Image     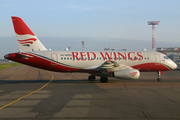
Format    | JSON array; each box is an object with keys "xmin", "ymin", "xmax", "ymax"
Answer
[{"xmin": 15, "ymin": 53, "xmax": 34, "ymax": 59}]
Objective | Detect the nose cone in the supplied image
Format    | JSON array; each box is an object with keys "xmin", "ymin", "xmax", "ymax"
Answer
[
  {"xmin": 172, "ymin": 62, "xmax": 177, "ymax": 70},
  {"xmin": 169, "ymin": 60, "xmax": 177, "ymax": 70},
  {"xmin": 4, "ymin": 54, "xmax": 9, "ymax": 59}
]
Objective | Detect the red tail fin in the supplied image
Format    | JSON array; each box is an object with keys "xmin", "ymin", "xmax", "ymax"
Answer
[
  {"xmin": 11, "ymin": 16, "xmax": 35, "ymax": 35},
  {"xmin": 11, "ymin": 16, "xmax": 47, "ymax": 52}
]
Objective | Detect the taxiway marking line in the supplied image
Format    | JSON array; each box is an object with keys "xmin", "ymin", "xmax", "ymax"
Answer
[
  {"xmin": 0, "ymin": 71, "xmax": 54, "ymax": 110},
  {"xmin": 17, "ymin": 65, "xmax": 25, "ymax": 71}
]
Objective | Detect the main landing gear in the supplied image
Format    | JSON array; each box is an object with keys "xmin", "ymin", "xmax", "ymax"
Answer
[
  {"xmin": 157, "ymin": 71, "xmax": 162, "ymax": 82},
  {"xmin": 100, "ymin": 76, "xmax": 108, "ymax": 83},
  {"xmin": 88, "ymin": 75, "xmax": 96, "ymax": 81},
  {"xmin": 88, "ymin": 75, "xmax": 108, "ymax": 83}
]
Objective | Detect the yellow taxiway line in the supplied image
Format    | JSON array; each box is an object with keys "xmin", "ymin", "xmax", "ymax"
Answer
[{"xmin": 0, "ymin": 71, "xmax": 54, "ymax": 110}]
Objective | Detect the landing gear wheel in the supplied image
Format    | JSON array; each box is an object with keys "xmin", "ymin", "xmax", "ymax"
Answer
[
  {"xmin": 100, "ymin": 76, "xmax": 108, "ymax": 83},
  {"xmin": 157, "ymin": 78, "xmax": 162, "ymax": 82},
  {"xmin": 157, "ymin": 71, "xmax": 162, "ymax": 82},
  {"xmin": 88, "ymin": 75, "xmax": 96, "ymax": 81}
]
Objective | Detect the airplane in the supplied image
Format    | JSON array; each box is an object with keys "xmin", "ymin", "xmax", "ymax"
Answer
[{"xmin": 4, "ymin": 16, "xmax": 177, "ymax": 83}]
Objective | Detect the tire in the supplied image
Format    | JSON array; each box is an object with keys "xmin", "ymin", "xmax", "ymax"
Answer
[
  {"xmin": 100, "ymin": 76, "xmax": 108, "ymax": 83},
  {"xmin": 88, "ymin": 75, "xmax": 96, "ymax": 81},
  {"xmin": 157, "ymin": 78, "xmax": 162, "ymax": 82}
]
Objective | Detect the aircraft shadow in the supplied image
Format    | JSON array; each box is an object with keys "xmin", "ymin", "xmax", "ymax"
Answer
[
  {"xmin": 0, "ymin": 78, "xmax": 178, "ymax": 85},
  {"xmin": 0, "ymin": 79, "xmax": 102, "ymax": 84}
]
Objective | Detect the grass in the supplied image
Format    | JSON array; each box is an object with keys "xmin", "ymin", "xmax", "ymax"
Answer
[{"xmin": 0, "ymin": 63, "xmax": 21, "ymax": 70}]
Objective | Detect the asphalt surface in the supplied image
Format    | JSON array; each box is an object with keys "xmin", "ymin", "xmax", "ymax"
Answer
[{"xmin": 0, "ymin": 65, "xmax": 180, "ymax": 120}]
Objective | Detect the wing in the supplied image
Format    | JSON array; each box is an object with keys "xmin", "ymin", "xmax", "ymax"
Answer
[
  {"xmin": 89, "ymin": 61, "xmax": 140, "ymax": 79},
  {"xmin": 95, "ymin": 61, "xmax": 132, "ymax": 73}
]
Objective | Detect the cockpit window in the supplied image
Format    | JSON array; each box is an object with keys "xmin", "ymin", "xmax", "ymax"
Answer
[{"xmin": 164, "ymin": 56, "xmax": 169, "ymax": 59}]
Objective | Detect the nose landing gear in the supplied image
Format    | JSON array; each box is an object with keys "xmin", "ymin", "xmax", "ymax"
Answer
[{"xmin": 157, "ymin": 71, "xmax": 162, "ymax": 82}]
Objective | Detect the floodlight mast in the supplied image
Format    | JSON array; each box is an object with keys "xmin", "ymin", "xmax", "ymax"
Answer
[{"xmin": 147, "ymin": 21, "xmax": 159, "ymax": 50}]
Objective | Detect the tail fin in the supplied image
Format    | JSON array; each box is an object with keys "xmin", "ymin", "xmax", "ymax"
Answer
[{"xmin": 11, "ymin": 16, "xmax": 47, "ymax": 52}]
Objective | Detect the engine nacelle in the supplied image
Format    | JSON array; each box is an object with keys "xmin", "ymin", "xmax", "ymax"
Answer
[{"xmin": 113, "ymin": 69, "xmax": 140, "ymax": 79}]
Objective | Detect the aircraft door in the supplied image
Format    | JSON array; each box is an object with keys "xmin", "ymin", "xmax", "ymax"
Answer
[
  {"xmin": 51, "ymin": 53, "xmax": 58, "ymax": 66},
  {"xmin": 154, "ymin": 53, "xmax": 161, "ymax": 65}
]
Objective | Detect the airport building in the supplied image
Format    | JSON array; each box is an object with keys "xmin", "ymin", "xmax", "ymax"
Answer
[{"xmin": 156, "ymin": 47, "xmax": 180, "ymax": 66}]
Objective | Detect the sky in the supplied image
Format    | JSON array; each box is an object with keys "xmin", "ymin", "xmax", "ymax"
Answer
[{"xmin": 0, "ymin": 0, "xmax": 180, "ymax": 58}]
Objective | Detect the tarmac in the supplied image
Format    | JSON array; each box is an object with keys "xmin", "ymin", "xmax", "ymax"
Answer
[{"xmin": 0, "ymin": 65, "xmax": 180, "ymax": 120}]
